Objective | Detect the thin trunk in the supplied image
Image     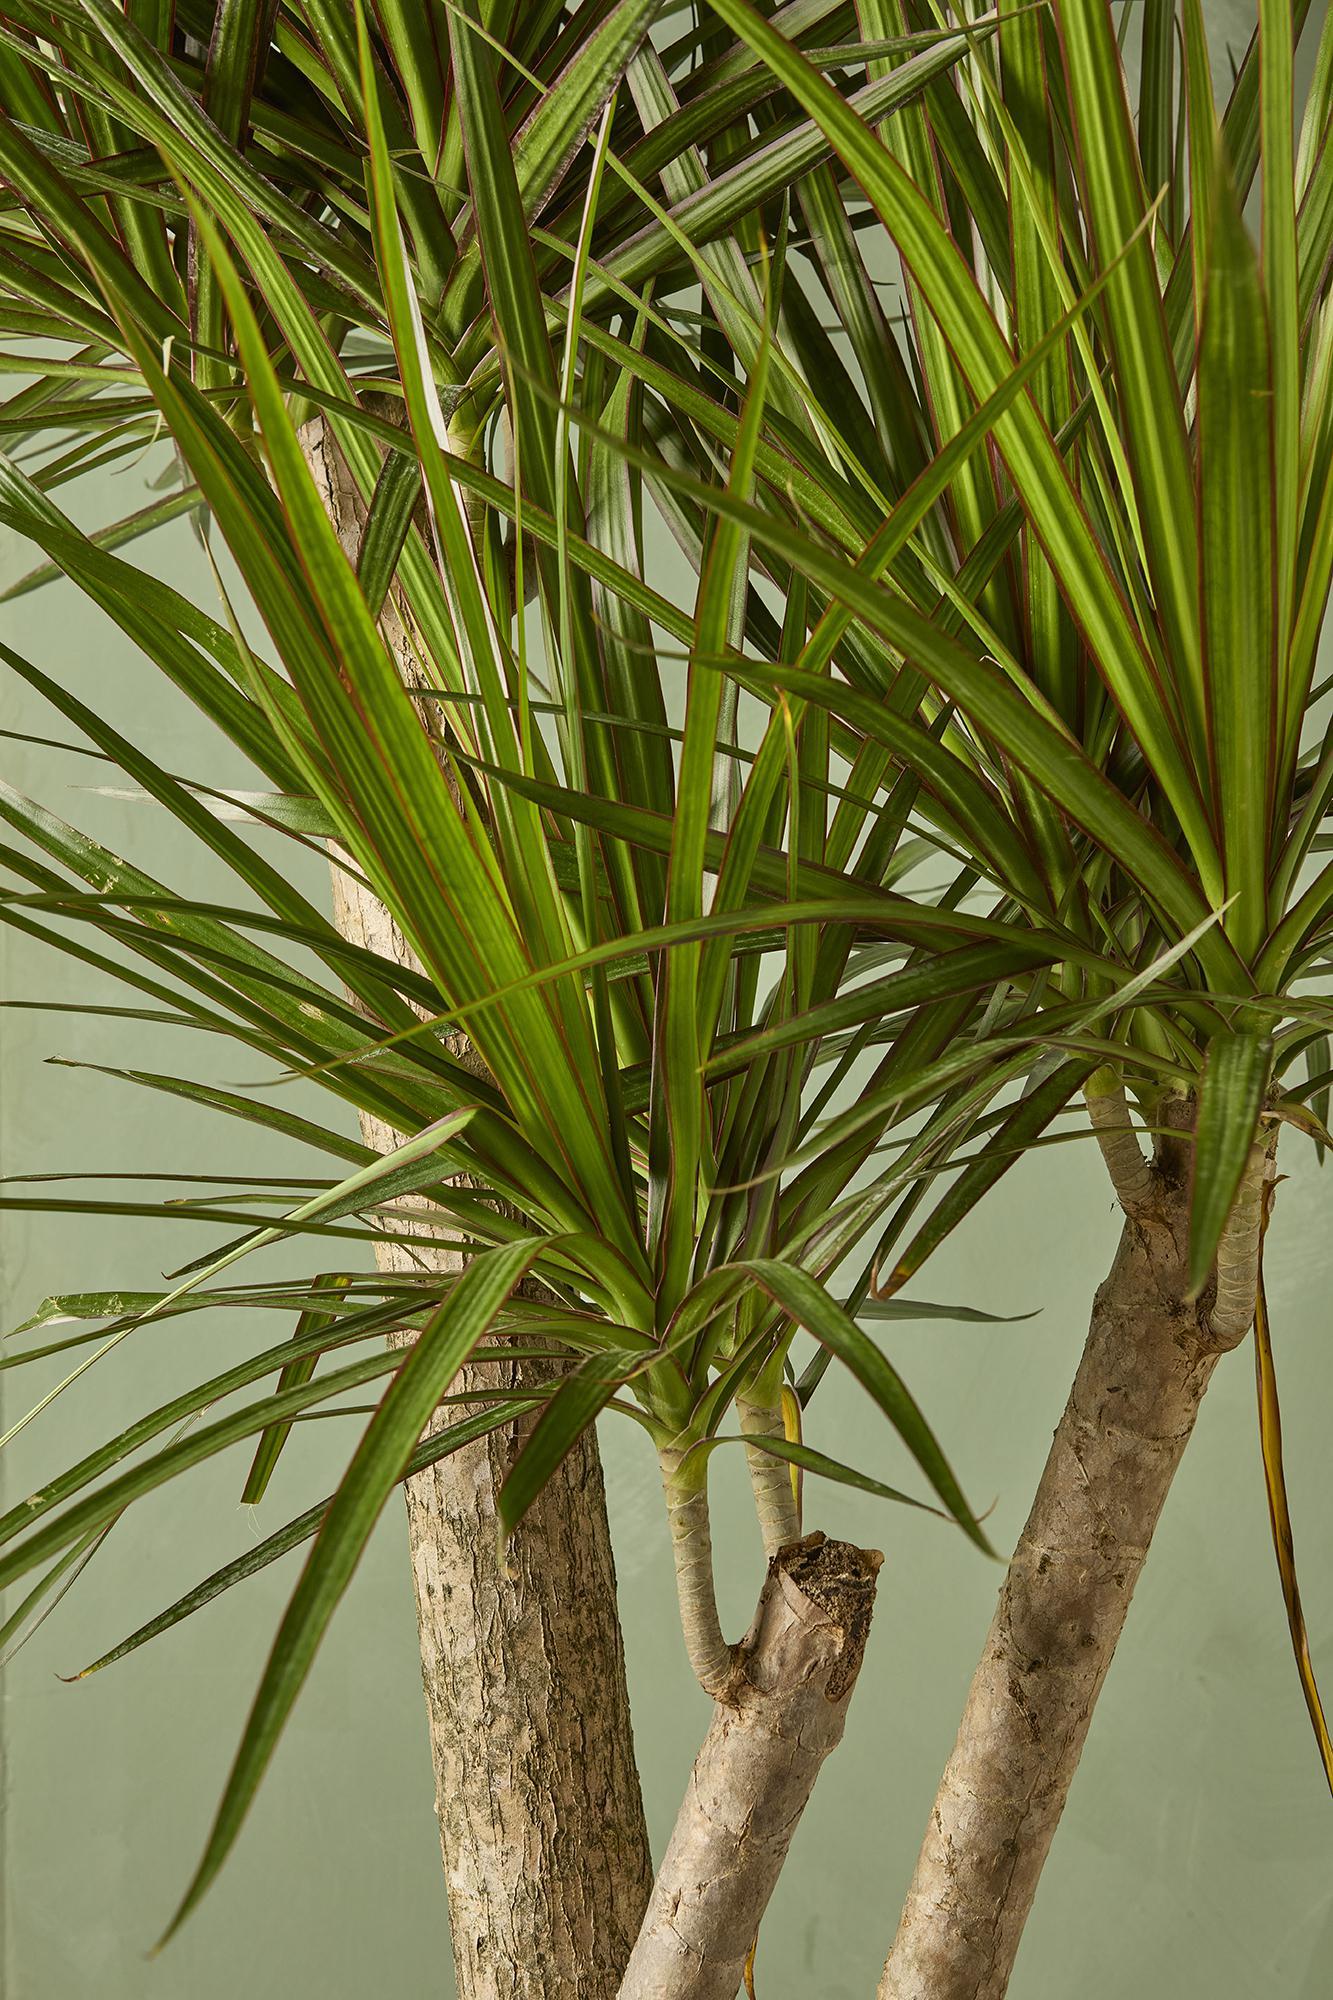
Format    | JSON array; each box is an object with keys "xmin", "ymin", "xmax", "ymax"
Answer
[
  {"xmin": 620, "ymin": 1531, "xmax": 882, "ymax": 2000},
  {"xmin": 880, "ymin": 1098, "xmax": 1273, "ymax": 1999},
  {"xmin": 305, "ymin": 414, "xmax": 652, "ymax": 1998}
]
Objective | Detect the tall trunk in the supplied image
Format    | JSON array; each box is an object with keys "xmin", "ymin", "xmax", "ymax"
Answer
[
  {"xmin": 304, "ymin": 415, "xmax": 652, "ymax": 1998},
  {"xmin": 880, "ymin": 1094, "xmax": 1273, "ymax": 1999},
  {"xmin": 620, "ymin": 1531, "xmax": 882, "ymax": 2000}
]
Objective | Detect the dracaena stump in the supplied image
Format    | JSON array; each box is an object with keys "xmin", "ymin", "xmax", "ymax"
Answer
[{"xmin": 620, "ymin": 1531, "xmax": 881, "ymax": 2000}]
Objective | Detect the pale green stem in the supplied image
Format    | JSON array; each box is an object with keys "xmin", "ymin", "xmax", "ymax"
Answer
[
  {"xmin": 660, "ymin": 1448, "xmax": 733, "ymax": 1697},
  {"xmin": 736, "ymin": 1393, "xmax": 801, "ymax": 1558},
  {"xmin": 1084, "ymin": 1068, "xmax": 1156, "ymax": 1213}
]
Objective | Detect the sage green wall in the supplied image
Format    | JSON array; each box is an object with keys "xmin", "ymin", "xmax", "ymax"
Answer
[{"xmin": 4, "ymin": 7, "xmax": 1333, "ymax": 1983}]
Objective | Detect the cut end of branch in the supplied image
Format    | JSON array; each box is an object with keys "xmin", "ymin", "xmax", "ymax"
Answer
[
  {"xmin": 620, "ymin": 1526, "xmax": 882, "ymax": 1999},
  {"xmin": 766, "ymin": 1530, "xmax": 883, "ymax": 1703}
]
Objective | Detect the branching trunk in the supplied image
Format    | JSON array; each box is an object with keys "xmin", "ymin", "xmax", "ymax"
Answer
[
  {"xmin": 880, "ymin": 1100, "xmax": 1274, "ymax": 1999},
  {"xmin": 620, "ymin": 1532, "xmax": 882, "ymax": 2000},
  {"xmin": 648, "ymin": 1444, "xmax": 881, "ymax": 1996},
  {"xmin": 305, "ymin": 415, "xmax": 651, "ymax": 1998}
]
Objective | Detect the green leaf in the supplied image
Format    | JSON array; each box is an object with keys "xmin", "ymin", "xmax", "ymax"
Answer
[
  {"xmin": 0, "ymin": 636, "xmax": 399, "ymax": 1015},
  {"xmin": 1253, "ymin": 1271, "xmax": 1333, "ymax": 1797},
  {"xmin": 1137, "ymin": 0, "xmax": 1177, "ymax": 228},
  {"xmin": 446, "ymin": 0, "xmax": 662, "ymax": 321},
  {"xmin": 0, "ymin": 483, "xmax": 202, "ymax": 601},
  {"xmin": 1180, "ymin": 0, "xmax": 1219, "ymax": 349},
  {"xmin": 159, "ymin": 1238, "xmax": 544, "ymax": 1944},
  {"xmin": 998, "ymin": 0, "xmax": 1077, "ymax": 717},
  {"xmin": 853, "ymin": 1297, "xmax": 1037, "ymax": 1327},
  {"xmin": 652, "ymin": 320, "xmax": 773, "ymax": 1308},
  {"xmin": 0, "ymin": 449, "xmax": 309, "ymax": 789},
  {"xmin": 240, "ymin": 1275, "xmax": 354, "ymax": 1506},
  {"xmin": 1197, "ymin": 153, "xmax": 1277, "ymax": 964},
  {"xmin": 0, "ymin": 1112, "xmax": 478, "ymax": 1451},
  {"xmin": 40, "ymin": 1062, "xmax": 373, "ymax": 1166},
  {"xmin": 349, "ymin": 28, "xmax": 641, "ymax": 1250},
  {"xmin": 4, "ymin": 1283, "xmax": 352, "ymax": 1341},
  {"xmin": 1055, "ymin": 0, "xmax": 1204, "ymax": 754},
  {"xmin": 495, "ymin": 1343, "xmax": 653, "ymax": 1543},
  {"xmin": 740, "ymin": 1258, "xmax": 991, "ymax": 1552},
  {"xmin": 0, "ymin": 1292, "xmax": 426, "ymax": 1559},
  {"xmin": 355, "ymin": 450, "xmax": 422, "ymax": 617},
  {"xmin": 0, "ymin": 1347, "xmax": 405, "ymax": 1593},
  {"xmin": 192, "ymin": 0, "xmax": 277, "ymax": 390},
  {"xmin": 703, "ymin": 1431, "xmax": 949, "ymax": 1519},
  {"xmin": 707, "ymin": 938, "xmax": 1058, "ymax": 1077},
  {"xmin": 703, "ymin": 0, "xmax": 1221, "ymax": 894},
  {"xmin": 1188, "ymin": 1030, "xmax": 1272, "ymax": 1296},
  {"xmin": 1305, "ymin": 1035, "xmax": 1332, "ymax": 1163},
  {"xmin": 883, "ymin": 1057, "xmax": 1094, "ymax": 1304},
  {"xmin": 0, "ymin": 107, "xmax": 183, "ymax": 347},
  {"xmin": 1258, "ymin": 0, "xmax": 1300, "ymax": 714},
  {"xmin": 73, "ymin": 1394, "xmax": 548, "ymax": 1681}
]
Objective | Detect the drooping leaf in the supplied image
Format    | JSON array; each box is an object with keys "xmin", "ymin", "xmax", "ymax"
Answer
[
  {"xmin": 159, "ymin": 1237, "xmax": 545, "ymax": 1943},
  {"xmin": 1253, "ymin": 1269, "xmax": 1333, "ymax": 1798},
  {"xmin": 740, "ymin": 1258, "xmax": 991, "ymax": 1553},
  {"xmin": 73, "ymin": 1396, "xmax": 546, "ymax": 1678}
]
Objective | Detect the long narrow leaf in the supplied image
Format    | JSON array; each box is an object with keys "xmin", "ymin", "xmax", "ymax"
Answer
[{"xmin": 158, "ymin": 1237, "xmax": 544, "ymax": 1943}]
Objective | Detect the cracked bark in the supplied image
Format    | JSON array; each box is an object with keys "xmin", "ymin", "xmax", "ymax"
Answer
[
  {"xmin": 619, "ymin": 1532, "xmax": 882, "ymax": 2000},
  {"xmin": 303, "ymin": 414, "xmax": 652, "ymax": 1998},
  {"xmin": 880, "ymin": 1100, "xmax": 1275, "ymax": 1999}
]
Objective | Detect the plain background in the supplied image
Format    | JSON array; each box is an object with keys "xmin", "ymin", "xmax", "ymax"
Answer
[{"xmin": 4, "ymin": 6, "xmax": 1333, "ymax": 1992}]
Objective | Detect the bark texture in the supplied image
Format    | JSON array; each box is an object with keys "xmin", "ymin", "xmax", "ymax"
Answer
[
  {"xmin": 880, "ymin": 1108, "xmax": 1273, "ymax": 2000},
  {"xmin": 619, "ymin": 1532, "xmax": 882, "ymax": 2000},
  {"xmin": 305, "ymin": 414, "xmax": 652, "ymax": 1999}
]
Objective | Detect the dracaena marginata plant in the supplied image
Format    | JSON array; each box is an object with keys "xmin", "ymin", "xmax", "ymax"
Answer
[
  {"xmin": 1, "ymin": 0, "xmax": 1331, "ymax": 1996},
  {"xmin": 0, "ymin": 2, "xmax": 1042, "ymax": 1996},
  {"xmin": 666, "ymin": 2, "xmax": 1331, "ymax": 1996}
]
